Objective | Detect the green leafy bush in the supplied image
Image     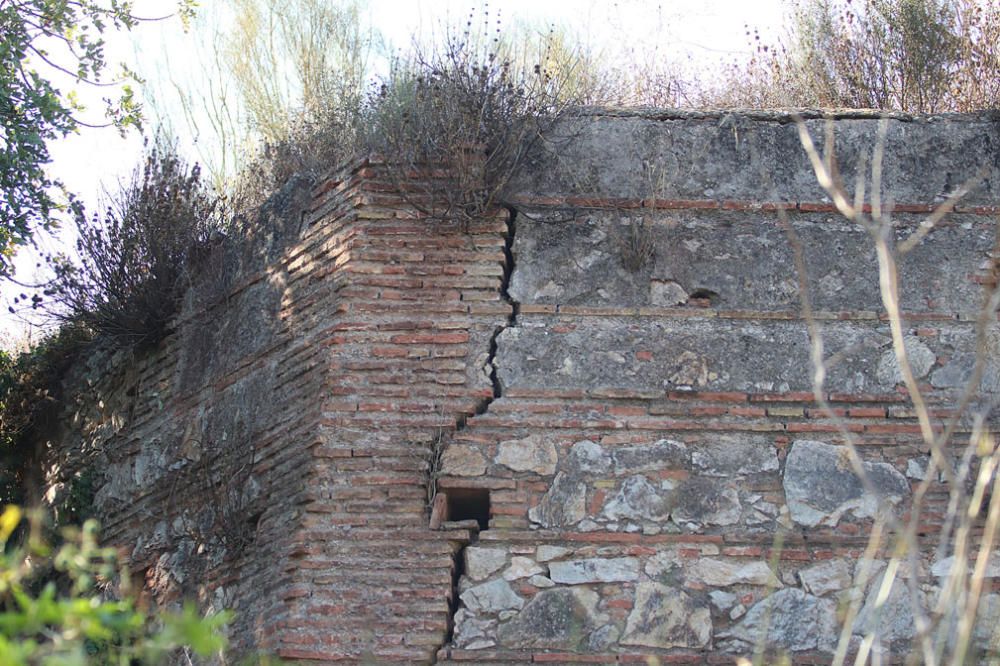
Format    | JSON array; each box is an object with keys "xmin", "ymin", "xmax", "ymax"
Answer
[{"xmin": 0, "ymin": 505, "xmax": 230, "ymax": 665}]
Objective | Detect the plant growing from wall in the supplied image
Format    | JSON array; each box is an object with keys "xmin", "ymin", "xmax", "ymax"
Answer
[
  {"xmin": 42, "ymin": 146, "xmax": 221, "ymax": 349},
  {"xmin": 169, "ymin": 434, "xmax": 260, "ymax": 561},
  {"xmin": 365, "ymin": 9, "xmax": 584, "ymax": 222}
]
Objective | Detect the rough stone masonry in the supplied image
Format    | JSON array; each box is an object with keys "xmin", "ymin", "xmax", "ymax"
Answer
[{"xmin": 41, "ymin": 109, "xmax": 1000, "ymax": 663}]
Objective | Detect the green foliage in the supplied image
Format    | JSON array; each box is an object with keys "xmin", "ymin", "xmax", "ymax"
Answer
[
  {"xmin": 0, "ymin": 325, "xmax": 90, "ymax": 506},
  {"xmin": 0, "ymin": 505, "xmax": 231, "ymax": 665},
  {"xmin": 0, "ymin": 0, "xmax": 197, "ymax": 277}
]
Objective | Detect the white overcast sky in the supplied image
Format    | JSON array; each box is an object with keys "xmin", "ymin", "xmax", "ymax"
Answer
[{"xmin": 4, "ymin": 0, "xmax": 787, "ymax": 342}]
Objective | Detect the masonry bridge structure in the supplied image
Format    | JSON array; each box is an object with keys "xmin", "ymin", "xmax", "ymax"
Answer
[{"xmin": 42, "ymin": 109, "xmax": 1000, "ymax": 663}]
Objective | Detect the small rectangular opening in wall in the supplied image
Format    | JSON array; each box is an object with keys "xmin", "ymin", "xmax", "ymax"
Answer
[{"xmin": 445, "ymin": 488, "xmax": 491, "ymax": 531}]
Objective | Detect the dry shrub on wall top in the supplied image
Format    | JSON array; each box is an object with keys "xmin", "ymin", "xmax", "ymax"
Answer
[
  {"xmin": 711, "ymin": 0, "xmax": 1000, "ymax": 112},
  {"xmin": 45, "ymin": 147, "xmax": 221, "ymax": 349},
  {"xmin": 365, "ymin": 8, "xmax": 588, "ymax": 222}
]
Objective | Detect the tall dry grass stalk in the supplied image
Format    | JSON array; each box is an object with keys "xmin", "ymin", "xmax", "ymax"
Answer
[{"xmin": 774, "ymin": 116, "xmax": 1000, "ymax": 664}]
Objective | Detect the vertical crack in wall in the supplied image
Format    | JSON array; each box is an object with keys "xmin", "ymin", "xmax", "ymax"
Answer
[
  {"xmin": 435, "ymin": 207, "xmax": 519, "ymax": 664},
  {"xmin": 481, "ymin": 206, "xmax": 519, "ymax": 413}
]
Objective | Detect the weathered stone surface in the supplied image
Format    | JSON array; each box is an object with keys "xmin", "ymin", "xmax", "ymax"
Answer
[
  {"xmin": 453, "ymin": 609, "xmax": 496, "ymax": 649},
  {"xmin": 529, "ymin": 575, "xmax": 555, "ymax": 588},
  {"xmin": 727, "ymin": 588, "xmax": 837, "ymax": 652},
  {"xmin": 548, "ymin": 557, "xmax": 640, "ymax": 584},
  {"xmin": 621, "ymin": 583, "xmax": 712, "ymax": 649},
  {"xmin": 691, "ymin": 435, "xmax": 779, "ymax": 477},
  {"xmin": 497, "ymin": 588, "xmax": 604, "ymax": 650},
  {"xmin": 799, "ymin": 559, "xmax": 853, "ymax": 596},
  {"xmin": 528, "ymin": 472, "xmax": 587, "ymax": 527},
  {"xmin": 460, "ymin": 579, "xmax": 525, "ymax": 615},
  {"xmin": 612, "ymin": 439, "xmax": 689, "ymax": 475},
  {"xmin": 465, "ymin": 547, "xmax": 508, "ymax": 581},
  {"xmin": 650, "ymin": 280, "xmax": 688, "ymax": 306},
  {"xmin": 509, "ymin": 209, "xmax": 994, "ymax": 314},
  {"xmin": 496, "ymin": 435, "xmax": 558, "ymax": 476},
  {"xmin": 536, "ymin": 545, "xmax": 571, "ymax": 562},
  {"xmin": 497, "ymin": 318, "xmax": 972, "ymax": 394},
  {"xmin": 876, "ymin": 336, "xmax": 936, "ymax": 386},
  {"xmin": 687, "ymin": 558, "xmax": 781, "ymax": 587},
  {"xmin": 671, "ymin": 479, "xmax": 741, "ymax": 526},
  {"xmin": 440, "ymin": 445, "xmax": 488, "ymax": 477},
  {"xmin": 783, "ymin": 440, "xmax": 910, "ymax": 527},
  {"xmin": 930, "ymin": 352, "xmax": 976, "ymax": 389},
  {"xmin": 568, "ymin": 439, "xmax": 611, "ymax": 474},
  {"xmin": 974, "ymin": 593, "xmax": 1000, "ymax": 654},
  {"xmin": 503, "ymin": 556, "xmax": 544, "ymax": 581},
  {"xmin": 515, "ymin": 113, "xmax": 1000, "ymax": 207},
  {"xmin": 587, "ymin": 624, "xmax": 620, "ymax": 651},
  {"xmin": 853, "ymin": 572, "xmax": 923, "ymax": 645},
  {"xmin": 931, "ymin": 552, "xmax": 1000, "ymax": 578},
  {"xmin": 709, "ymin": 590, "xmax": 738, "ymax": 612},
  {"xmin": 602, "ymin": 476, "xmax": 674, "ymax": 522},
  {"xmin": 645, "ymin": 549, "xmax": 682, "ymax": 580}
]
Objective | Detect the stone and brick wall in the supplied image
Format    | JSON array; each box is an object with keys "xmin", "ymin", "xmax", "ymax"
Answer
[{"xmin": 42, "ymin": 110, "xmax": 1000, "ymax": 663}]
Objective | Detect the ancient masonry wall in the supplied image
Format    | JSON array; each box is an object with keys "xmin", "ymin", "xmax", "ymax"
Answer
[{"xmin": 44, "ymin": 110, "xmax": 1000, "ymax": 663}]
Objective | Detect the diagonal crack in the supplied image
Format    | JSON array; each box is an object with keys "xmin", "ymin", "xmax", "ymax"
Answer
[
  {"xmin": 433, "ymin": 207, "xmax": 520, "ymax": 664},
  {"xmin": 480, "ymin": 206, "xmax": 519, "ymax": 413}
]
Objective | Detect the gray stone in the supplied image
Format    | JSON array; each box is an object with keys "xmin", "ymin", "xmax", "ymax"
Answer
[
  {"xmin": 931, "ymin": 552, "xmax": 1000, "ymax": 578},
  {"xmin": 974, "ymin": 593, "xmax": 1000, "ymax": 655},
  {"xmin": 536, "ymin": 545, "xmax": 571, "ymax": 562},
  {"xmin": 133, "ymin": 442, "xmax": 168, "ymax": 486},
  {"xmin": 496, "ymin": 588, "xmax": 604, "ymax": 650},
  {"xmin": 548, "ymin": 557, "xmax": 640, "ymax": 584},
  {"xmin": 727, "ymin": 588, "xmax": 837, "ymax": 653},
  {"xmin": 568, "ymin": 439, "xmax": 611, "ymax": 473},
  {"xmin": 528, "ymin": 472, "xmax": 587, "ymax": 527},
  {"xmin": 453, "ymin": 609, "xmax": 496, "ymax": 649},
  {"xmin": 853, "ymin": 572, "xmax": 923, "ymax": 645},
  {"xmin": 495, "ymin": 317, "xmax": 973, "ymax": 395},
  {"xmin": 671, "ymin": 479, "xmax": 742, "ymax": 526},
  {"xmin": 799, "ymin": 559, "xmax": 853, "ymax": 596},
  {"xmin": 496, "ymin": 435, "xmax": 558, "ymax": 476},
  {"xmin": 650, "ymin": 280, "xmax": 688, "ymax": 306},
  {"xmin": 440, "ymin": 445, "xmax": 488, "ymax": 477},
  {"xmin": 460, "ymin": 579, "xmax": 525, "ymax": 615},
  {"xmin": 612, "ymin": 439, "xmax": 689, "ymax": 475},
  {"xmin": 687, "ymin": 558, "xmax": 781, "ymax": 587},
  {"xmin": 645, "ymin": 549, "xmax": 682, "ymax": 581},
  {"xmin": 691, "ymin": 435, "xmax": 779, "ymax": 477},
  {"xmin": 783, "ymin": 440, "xmax": 910, "ymax": 527},
  {"xmin": 876, "ymin": 336, "xmax": 936, "ymax": 386},
  {"xmin": 666, "ymin": 350, "xmax": 711, "ymax": 387},
  {"xmin": 621, "ymin": 583, "xmax": 712, "ymax": 649},
  {"xmin": 529, "ymin": 575, "xmax": 555, "ymax": 588},
  {"xmin": 465, "ymin": 547, "xmax": 508, "ymax": 581},
  {"xmin": 931, "ymin": 353, "xmax": 976, "ymax": 389},
  {"xmin": 503, "ymin": 556, "xmax": 544, "ymax": 581},
  {"xmin": 709, "ymin": 590, "xmax": 738, "ymax": 611},
  {"xmin": 507, "ymin": 203, "xmax": 993, "ymax": 315},
  {"xmin": 602, "ymin": 475, "xmax": 674, "ymax": 522},
  {"xmin": 587, "ymin": 624, "xmax": 620, "ymax": 651}
]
